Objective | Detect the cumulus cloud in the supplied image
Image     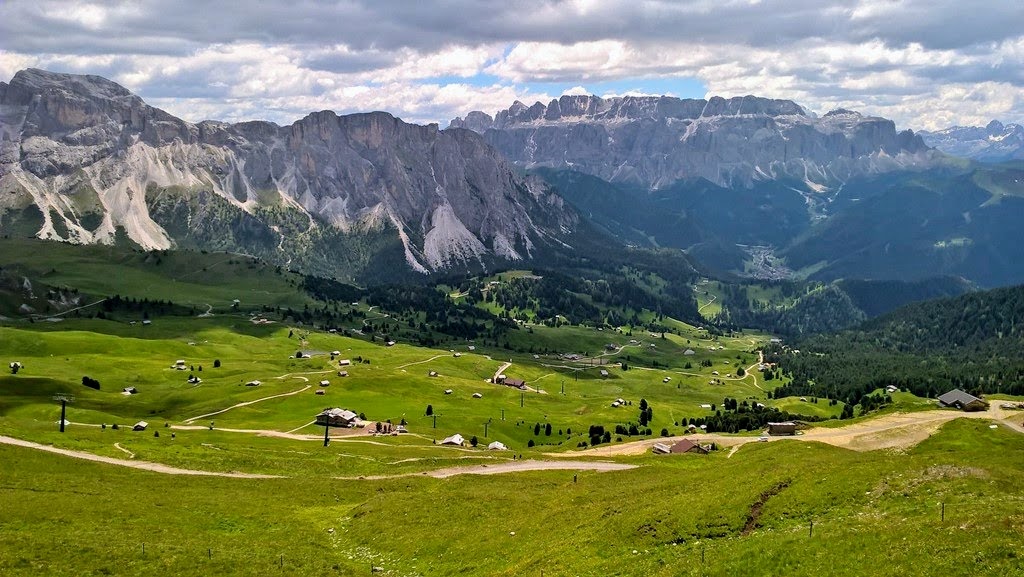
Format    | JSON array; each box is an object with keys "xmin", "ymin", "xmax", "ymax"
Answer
[{"xmin": 0, "ymin": 0, "xmax": 1020, "ymax": 129}]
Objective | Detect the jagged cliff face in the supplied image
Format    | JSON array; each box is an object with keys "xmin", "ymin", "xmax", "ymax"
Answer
[
  {"xmin": 0, "ymin": 69, "xmax": 575, "ymax": 278},
  {"xmin": 450, "ymin": 95, "xmax": 936, "ymax": 189},
  {"xmin": 919, "ymin": 120, "xmax": 1024, "ymax": 163}
]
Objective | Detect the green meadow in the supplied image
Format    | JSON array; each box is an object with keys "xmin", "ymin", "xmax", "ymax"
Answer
[
  {"xmin": 2, "ymin": 242, "xmax": 1023, "ymax": 576},
  {"xmin": 1, "ymin": 419, "xmax": 1021, "ymax": 576},
  {"xmin": 0, "ymin": 313, "xmax": 777, "ymax": 475}
]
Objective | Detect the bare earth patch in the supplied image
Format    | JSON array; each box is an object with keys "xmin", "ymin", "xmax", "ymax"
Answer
[{"xmin": 550, "ymin": 406, "xmax": 1024, "ymax": 457}]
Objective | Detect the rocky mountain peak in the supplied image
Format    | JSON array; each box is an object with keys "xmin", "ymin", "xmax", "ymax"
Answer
[
  {"xmin": 450, "ymin": 94, "xmax": 933, "ymax": 189},
  {"xmin": 919, "ymin": 119, "xmax": 1024, "ymax": 163},
  {"xmin": 0, "ymin": 69, "xmax": 577, "ymax": 279}
]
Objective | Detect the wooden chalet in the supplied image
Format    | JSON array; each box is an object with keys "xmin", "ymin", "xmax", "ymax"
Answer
[
  {"xmin": 767, "ymin": 422, "xmax": 797, "ymax": 436},
  {"xmin": 938, "ymin": 389, "xmax": 989, "ymax": 412},
  {"xmin": 315, "ymin": 408, "xmax": 358, "ymax": 428}
]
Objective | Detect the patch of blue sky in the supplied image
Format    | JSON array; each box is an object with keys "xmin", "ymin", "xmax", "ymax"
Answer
[{"xmin": 525, "ymin": 77, "xmax": 706, "ymax": 99}]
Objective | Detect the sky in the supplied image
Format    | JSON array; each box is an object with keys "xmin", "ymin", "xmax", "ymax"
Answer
[{"xmin": 1, "ymin": 0, "xmax": 1021, "ymax": 131}]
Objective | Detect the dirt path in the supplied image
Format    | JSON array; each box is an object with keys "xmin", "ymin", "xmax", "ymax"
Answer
[
  {"xmin": 697, "ymin": 293, "xmax": 717, "ymax": 313},
  {"xmin": 113, "ymin": 442, "xmax": 135, "ymax": 459},
  {"xmin": 1, "ymin": 435, "xmax": 633, "ymax": 481},
  {"xmin": 397, "ymin": 355, "xmax": 448, "ymax": 369},
  {"xmin": 343, "ymin": 459, "xmax": 637, "ymax": 480},
  {"xmin": 549, "ymin": 406, "xmax": 1024, "ymax": 456},
  {"xmin": 0, "ymin": 435, "xmax": 280, "ymax": 478},
  {"xmin": 37, "ymin": 298, "xmax": 107, "ymax": 319},
  {"xmin": 285, "ymin": 420, "xmax": 317, "ymax": 434},
  {"xmin": 796, "ymin": 406, "xmax": 1022, "ymax": 451},
  {"xmin": 551, "ymin": 433, "xmax": 755, "ymax": 457},
  {"xmin": 274, "ymin": 370, "xmax": 332, "ymax": 380},
  {"xmin": 183, "ymin": 385, "xmax": 311, "ymax": 423},
  {"xmin": 172, "ymin": 425, "xmax": 321, "ymax": 440},
  {"xmin": 492, "ymin": 361, "xmax": 512, "ymax": 383}
]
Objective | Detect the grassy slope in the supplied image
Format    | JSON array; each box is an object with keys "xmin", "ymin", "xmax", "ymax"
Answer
[
  {"xmin": 0, "ymin": 238, "xmax": 312, "ymax": 310},
  {"xmin": 0, "ymin": 315, "xmax": 778, "ymax": 473},
  {"xmin": 0, "ymin": 419, "xmax": 1021, "ymax": 576}
]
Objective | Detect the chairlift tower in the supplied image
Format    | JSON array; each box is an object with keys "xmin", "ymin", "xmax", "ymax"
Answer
[{"xmin": 53, "ymin": 394, "xmax": 75, "ymax": 432}]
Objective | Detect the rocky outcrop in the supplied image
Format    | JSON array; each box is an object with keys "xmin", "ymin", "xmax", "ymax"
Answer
[
  {"xmin": 0, "ymin": 69, "xmax": 575, "ymax": 277},
  {"xmin": 450, "ymin": 95, "xmax": 936, "ymax": 189},
  {"xmin": 919, "ymin": 120, "xmax": 1024, "ymax": 162}
]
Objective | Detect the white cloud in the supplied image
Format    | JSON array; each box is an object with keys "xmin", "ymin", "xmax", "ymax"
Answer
[{"xmin": 0, "ymin": 1, "xmax": 1021, "ymax": 129}]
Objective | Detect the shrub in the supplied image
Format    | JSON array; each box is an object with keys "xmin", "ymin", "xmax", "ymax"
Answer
[
  {"xmin": 470, "ymin": 436, "xmax": 478, "ymax": 447},
  {"xmin": 661, "ymin": 428, "xmax": 670, "ymax": 437},
  {"xmin": 528, "ymin": 439, "xmax": 535, "ymax": 447},
  {"xmin": 82, "ymin": 376, "xmax": 100, "ymax": 390},
  {"xmin": 213, "ymin": 359, "xmax": 221, "ymax": 368}
]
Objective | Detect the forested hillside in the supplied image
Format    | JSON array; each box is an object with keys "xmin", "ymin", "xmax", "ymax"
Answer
[
  {"xmin": 767, "ymin": 285, "xmax": 1024, "ymax": 404},
  {"xmin": 713, "ymin": 277, "xmax": 972, "ymax": 337}
]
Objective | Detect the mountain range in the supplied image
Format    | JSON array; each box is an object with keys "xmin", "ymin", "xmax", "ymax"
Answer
[
  {"xmin": 0, "ymin": 69, "xmax": 576, "ymax": 283},
  {"xmin": 919, "ymin": 120, "xmax": 1024, "ymax": 163},
  {"xmin": 450, "ymin": 94, "xmax": 937, "ymax": 190},
  {"xmin": 1, "ymin": 69, "xmax": 1023, "ymax": 289},
  {"xmin": 453, "ymin": 97, "xmax": 1024, "ymax": 287}
]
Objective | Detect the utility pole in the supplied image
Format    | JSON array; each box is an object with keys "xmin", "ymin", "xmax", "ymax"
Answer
[
  {"xmin": 520, "ymin": 392, "xmax": 524, "ymax": 407},
  {"xmin": 561, "ymin": 380, "xmax": 564, "ymax": 395},
  {"xmin": 484, "ymin": 422, "xmax": 489, "ymax": 437},
  {"xmin": 323, "ymin": 421, "xmax": 330, "ymax": 447},
  {"xmin": 53, "ymin": 394, "xmax": 74, "ymax": 432},
  {"xmin": 501, "ymin": 408, "xmax": 505, "ymax": 421}
]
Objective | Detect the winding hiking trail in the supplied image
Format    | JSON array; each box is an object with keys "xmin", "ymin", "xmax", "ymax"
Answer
[
  {"xmin": 171, "ymin": 425, "xmax": 321, "ymax": 440},
  {"xmin": 492, "ymin": 361, "xmax": 512, "ymax": 383},
  {"xmin": 342, "ymin": 459, "xmax": 637, "ymax": 480},
  {"xmin": 697, "ymin": 293, "xmax": 717, "ymax": 313},
  {"xmin": 183, "ymin": 385, "xmax": 311, "ymax": 423},
  {"xmin": 1, "ymin": 435, "xmax": 633, "ymax": 480},
  {"xmin": 397, "ymin": 355, "xmax": 448, "ymax": 369},
  {"xmin": 0, "ymin": 436, "xmax": 280, "ymax": 479},
  {"xmin": 113, "ymin": 442, "xmax": 135, "ymax": 459}
]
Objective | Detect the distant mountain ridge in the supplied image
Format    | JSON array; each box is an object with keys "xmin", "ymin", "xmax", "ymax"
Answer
[
  {"xmin": 919, "ymin": 120, "xmax": 1024, "ymax": 162},
  {"xmin": 0, "ymin": 69, "xmax": 578, "ymax": 281},
  {"xmin": 451, "ymin": 94, "xmax": 937, "ymax": 189}
]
